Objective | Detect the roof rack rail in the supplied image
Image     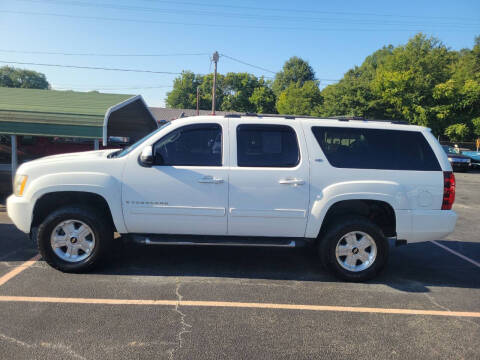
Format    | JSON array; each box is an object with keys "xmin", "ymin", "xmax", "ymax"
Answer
[
  {"xmin": 328, "ymin": 116, "xmax": 365, "ymax": 121},
  {"xmin": 222, "ymin": 113, "xmax": 409, "ymax": 125}
]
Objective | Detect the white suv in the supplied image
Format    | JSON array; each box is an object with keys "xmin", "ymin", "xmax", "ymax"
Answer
[{"xmin": 7, "ymin": 115, "xmax": 457, "ymax": 281}]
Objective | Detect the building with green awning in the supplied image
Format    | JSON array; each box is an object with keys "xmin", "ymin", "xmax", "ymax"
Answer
[
  {"xmin": 0, "ymin": 87, "xmax": 158, "ymax": 186},
  {"xmin": 0, "ymin": 87, "xmax": 158, "ymax": 142}
]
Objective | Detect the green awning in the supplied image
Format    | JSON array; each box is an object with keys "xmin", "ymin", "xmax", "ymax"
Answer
[{"xmin": 0, "ymin": 87, "xmax": 158, "ymax": 141}]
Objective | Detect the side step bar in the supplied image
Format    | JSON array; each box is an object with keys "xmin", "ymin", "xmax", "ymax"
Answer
[{"xmin": 129, "ymin": 234, "xmax": 304, "ymax": 248}]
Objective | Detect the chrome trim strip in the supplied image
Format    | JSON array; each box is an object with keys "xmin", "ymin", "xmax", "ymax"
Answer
[{"xmin": 144, "ymin": 238, "xmax": 296, "ymax": 247}]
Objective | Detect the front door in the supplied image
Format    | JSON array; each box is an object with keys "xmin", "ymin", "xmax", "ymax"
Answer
[
  {"xmin": 227, "ymin": 120, "xmax": 310, "ymax": 237},
  {"xmin": 122, "ymin": 121, "xmax": 228, "ymax": 235}
]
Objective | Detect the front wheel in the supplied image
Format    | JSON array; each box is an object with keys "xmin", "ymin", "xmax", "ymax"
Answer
[
  {"xmin": 37, "ymin": 206, "xmax": 112, "ymax": 272},
  {"xmin": 319, "ymin": 216, "xmax": 389, "ymax": 282}
]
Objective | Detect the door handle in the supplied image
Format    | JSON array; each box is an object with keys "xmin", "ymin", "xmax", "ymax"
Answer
[
  {"xmin": 278, "ymin": 178, "xmax": 305, "ymax": 186},
  {"xmin": 198, "ymin": 176, "xmax": 224, "ymax": 184}
]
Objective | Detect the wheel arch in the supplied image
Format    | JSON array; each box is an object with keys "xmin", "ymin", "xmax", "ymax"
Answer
[
  {"xmin": 31, "ymin": 191, "xmax": 121, "ymax": 233},
  {"xmin": 318, "ymin": 199, "xmax": 396, "ymax": 238},
  {"xmin": 306, "ymin": 191, "xmax": 398, "ymax": 239}
]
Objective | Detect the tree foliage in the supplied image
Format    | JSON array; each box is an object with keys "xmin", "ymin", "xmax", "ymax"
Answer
[
  {"xmin": 272, "ymin": 56, "xmax": 316, "ymax": 95},
  {"xmin": 444, "ymin": 123, "xmax": 470, "ymax": 142},
  {"xmin": 249, "ymin": 86, "xmax": 276, "ymax": 114},
  {"xmin": 166, "ymin": 34, "xmax": 480, "ymax": 142},
  {"xmin": 318, "ymin": 33, "xmax": 480, "ymax": 141},
  {"xmin": 166, "ymin": 71, "xmax": 275, "ymax": 113},
  {"xmin": 276, "ymin": 81, "xmax": 322, "ymax": 115},
  {"xmin": 0, "ymin": 66, "xmax": 50, "ymax": 89}
]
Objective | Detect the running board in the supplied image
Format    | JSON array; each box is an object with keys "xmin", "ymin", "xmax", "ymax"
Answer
[{"xmin": 129, "ymin": 234, "xmax": 303, "ymax": 247}]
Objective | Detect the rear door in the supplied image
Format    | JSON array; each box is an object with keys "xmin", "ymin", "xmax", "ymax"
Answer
[{"xmin": 227, "ymin": 119, "xmax": 310, "ymax": 237}]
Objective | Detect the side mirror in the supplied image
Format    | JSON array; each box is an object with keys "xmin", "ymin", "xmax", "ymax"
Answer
[{"xmin": 139, "ymin": 146, "xmax": 154, "ymax": 167}]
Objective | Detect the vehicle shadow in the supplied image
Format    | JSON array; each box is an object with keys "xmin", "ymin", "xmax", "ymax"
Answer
[
  {"xmin": 1, "ymin": 222, "xmax": 478, "ymax": 293},
  {"xmin": 100, "ymin": 238, "xmax": 480, "ymax": 293}
]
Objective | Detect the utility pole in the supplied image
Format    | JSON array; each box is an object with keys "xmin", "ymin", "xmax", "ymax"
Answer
[
  {"xmin": 211, "ymin": 51, "xmax": 219, "ymax": 115},
  {"xmin": 196, "ymin": 86, "xmax": 200, "ymax": 116}
]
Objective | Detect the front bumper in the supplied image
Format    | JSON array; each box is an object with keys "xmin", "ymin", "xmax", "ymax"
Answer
[
  {"xmin": 6, "ymin": 194, "xmax": 32, "ymax": 233},
  {"xmin": 451, "ymin": 162, "xmax": 471, "ymax": 171}
]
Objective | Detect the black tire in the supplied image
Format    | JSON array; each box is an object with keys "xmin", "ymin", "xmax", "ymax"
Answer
[
  {"xmin": 318, "ymin": 216, "xmax": 389, "ymax": 282},
  {"xmin": 37, "ymin": 206, "xmax": 113, "ymax": 273}
]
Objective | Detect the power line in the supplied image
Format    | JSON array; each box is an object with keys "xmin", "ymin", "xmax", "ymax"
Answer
[
  {"xmin": 0, "ymin": 49, "xmax": 210, "ymax": 57},
  {"xmin": 0, "ymin": 60, "xmax": 182, "ymax": 75},
  {"xmin": 137, "ymin": 0, "xmax": 480, "ymax": 22},
  {"xmin": 220, "ymin": 54, "xmax": 276, "ymax": 75},
  {"xmin": 16, "ymin": 0, "xmax": 480, "ymax": 27},
  {"xmin": 1, "ymin": 10, "xmax": 478, "ymax": 32}
]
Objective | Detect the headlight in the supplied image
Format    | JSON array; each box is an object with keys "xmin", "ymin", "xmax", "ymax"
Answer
[
  {"xmin": 448, "ymin": 158, "xmax": 453, "ymax": 162},
  {"xmin": 14, "ymin": 175, "xmax": 28, "ymax": 196}
]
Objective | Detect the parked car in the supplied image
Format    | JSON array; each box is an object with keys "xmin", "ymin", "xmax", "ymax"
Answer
[
  {"xmin": 461, "ymin": 150, "xmax": 480, "ymax": 169},
  {"xmin": 442, "ymin": 145, "xmax": 471, "ymax": 172},
  {"xmin": 0, "ymin": 135, "xmax": 129, "ymax": 195},
  {"xmin": 7, "ymin": 115, "xmax": 457, "ymax": 281}
]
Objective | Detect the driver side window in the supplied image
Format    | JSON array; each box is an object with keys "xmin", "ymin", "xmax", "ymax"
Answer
[{"xmin": 153, "ymin": 123, "xmax": 222, "ymax": 166}]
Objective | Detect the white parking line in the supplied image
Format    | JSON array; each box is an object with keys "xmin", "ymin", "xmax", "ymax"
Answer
[{"xmin": 431, "ymin": 241, "xmax": 480, "ymax": 268}]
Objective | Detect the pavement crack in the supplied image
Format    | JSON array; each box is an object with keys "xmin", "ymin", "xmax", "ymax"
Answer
[
  {"xmin": 0, "ymin": 332, "xmax": 33, "ymax": 348},
  {"xmin": 167, "ymin": 280, "xmax": 192, "ymax": 360},
  {"xmin": 39, "ymin": 342, "xmax": 88, "ymax": 360},
  {"xmin": 0, "ymin": 333, "xmax": 87, "ymax": 360},
  {"xmin": 423, "ymin": 293, "xmax": 451, "ymax": 312},
  {"xmin": 423, "ymin": 293, "xmax": 480, "ymax": 328}
]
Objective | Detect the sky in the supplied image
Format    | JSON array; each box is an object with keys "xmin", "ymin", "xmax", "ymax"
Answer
[{"xmin": 0, "ymin": 0, "xmax": 479, "ymax": 107}]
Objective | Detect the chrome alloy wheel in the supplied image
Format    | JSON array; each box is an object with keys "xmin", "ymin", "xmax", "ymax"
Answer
[
  {"xmin": 50, "ymin": 220, "xmax": 96, "ymax": 263},
  {"xmin": 335, "ymin": 231, "xmax": 377, "ymax": 272}
]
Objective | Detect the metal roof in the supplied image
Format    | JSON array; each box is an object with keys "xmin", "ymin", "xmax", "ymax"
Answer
[
  {"xmin": 149, "ymin": 107, "xmax": 240, "ymax": 122},
  {"xmin": 0, "ymin": 87, "xmax": 158, "ymax": 140}
]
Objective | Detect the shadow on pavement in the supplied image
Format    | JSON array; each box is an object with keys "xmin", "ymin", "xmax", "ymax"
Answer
[{"xmin": 1, "ymin": 222, "xmax": 479, "ymax": 293}]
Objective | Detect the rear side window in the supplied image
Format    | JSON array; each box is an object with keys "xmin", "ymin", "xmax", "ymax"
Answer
[
  {"xmin": 153, "ymin": 123, "xmax": 222, "ymax": 166},
  {"xmin": 237, "ymin": 124, "xmax": 300, "ymax": 167},
  {"xmin": 311, "ymin": 127, "xmax": 440, "ymax": 171}
]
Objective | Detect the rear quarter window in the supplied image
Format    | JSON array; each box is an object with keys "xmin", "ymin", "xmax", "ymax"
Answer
[{"xmin": 311, "ymin": 127, "xmax": 441, "ymax": 171}]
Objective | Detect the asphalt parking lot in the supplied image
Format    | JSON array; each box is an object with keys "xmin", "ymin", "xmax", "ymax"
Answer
[{"xmin": 0, "ymin": 173, "xmax": 479, "ymax": 360}]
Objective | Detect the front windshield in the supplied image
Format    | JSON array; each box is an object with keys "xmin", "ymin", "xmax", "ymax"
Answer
[
  {"xmin": 114, "ymin": 122, "xmax": 171, "ymax": 158},
  {"xmin": 442, "ymin": 145, "xmax": 458, "ymax": 155}
]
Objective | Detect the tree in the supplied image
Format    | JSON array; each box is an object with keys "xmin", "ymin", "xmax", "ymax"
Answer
[
  {"xmin": 249, "ymin": 86, "xmax": 276, "ymax": 114},
  {"xmin": 166, "ymin": 71, "xmax": 202, "ymax": 109},
  {"xmin": 370, "ymin": 33, "xmax": 456, "ymax": 134},
  {"xmin": 444, "ymin": 123, "xmax": 470, "ymax": 142},
  {"xmin": 166, "ymin": 71, "xmax": 275, "ymax": 113},
  {"xmin": 272, "ymin": 57, "xmax": 316, "ymax": 95},
  {"xmin": 319, "ymin": 46, "xmax": 393, "ymax": 118},
  {"xmin": 0, "ymin": 66, "xmax": 49, "ymax": 89},
  {"xmin": 221, "ymin": 73, "xmax": 261, "ymax": 113},
  {"xmin": 472, "ymin": 117, "xmax": 480, "ymax": 138},
  {"xmin": 276, "ymin": 81, "xmax": 322, "ymax": 115}
]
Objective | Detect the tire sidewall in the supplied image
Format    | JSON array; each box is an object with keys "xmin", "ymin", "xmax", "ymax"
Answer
[
  {"xmin": 37, "ymin": 207, "xmax": 110, "ymax": 272},
  {"xmin": 320, "ymin": 217, "xmax": 389, "ymax": 282}
]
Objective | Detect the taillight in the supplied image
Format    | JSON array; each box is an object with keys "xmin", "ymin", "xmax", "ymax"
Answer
[{"xmin": 442, "ymin": 171, "xmax": 455, "ymax": 210}]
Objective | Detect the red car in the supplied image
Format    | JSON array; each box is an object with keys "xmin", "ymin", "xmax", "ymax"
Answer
[{"xmin": 0, "ymin": 135, "xmax": 127, "ymax": 194}]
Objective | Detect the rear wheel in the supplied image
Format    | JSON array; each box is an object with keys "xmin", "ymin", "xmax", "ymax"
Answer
[
  {"xmin": 37, "ymin": 206, "xmax": 112, "ymax": 272},
  {"xmin": 319, "ymin": 216, "xmax": 389, "ymax": 282}
]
